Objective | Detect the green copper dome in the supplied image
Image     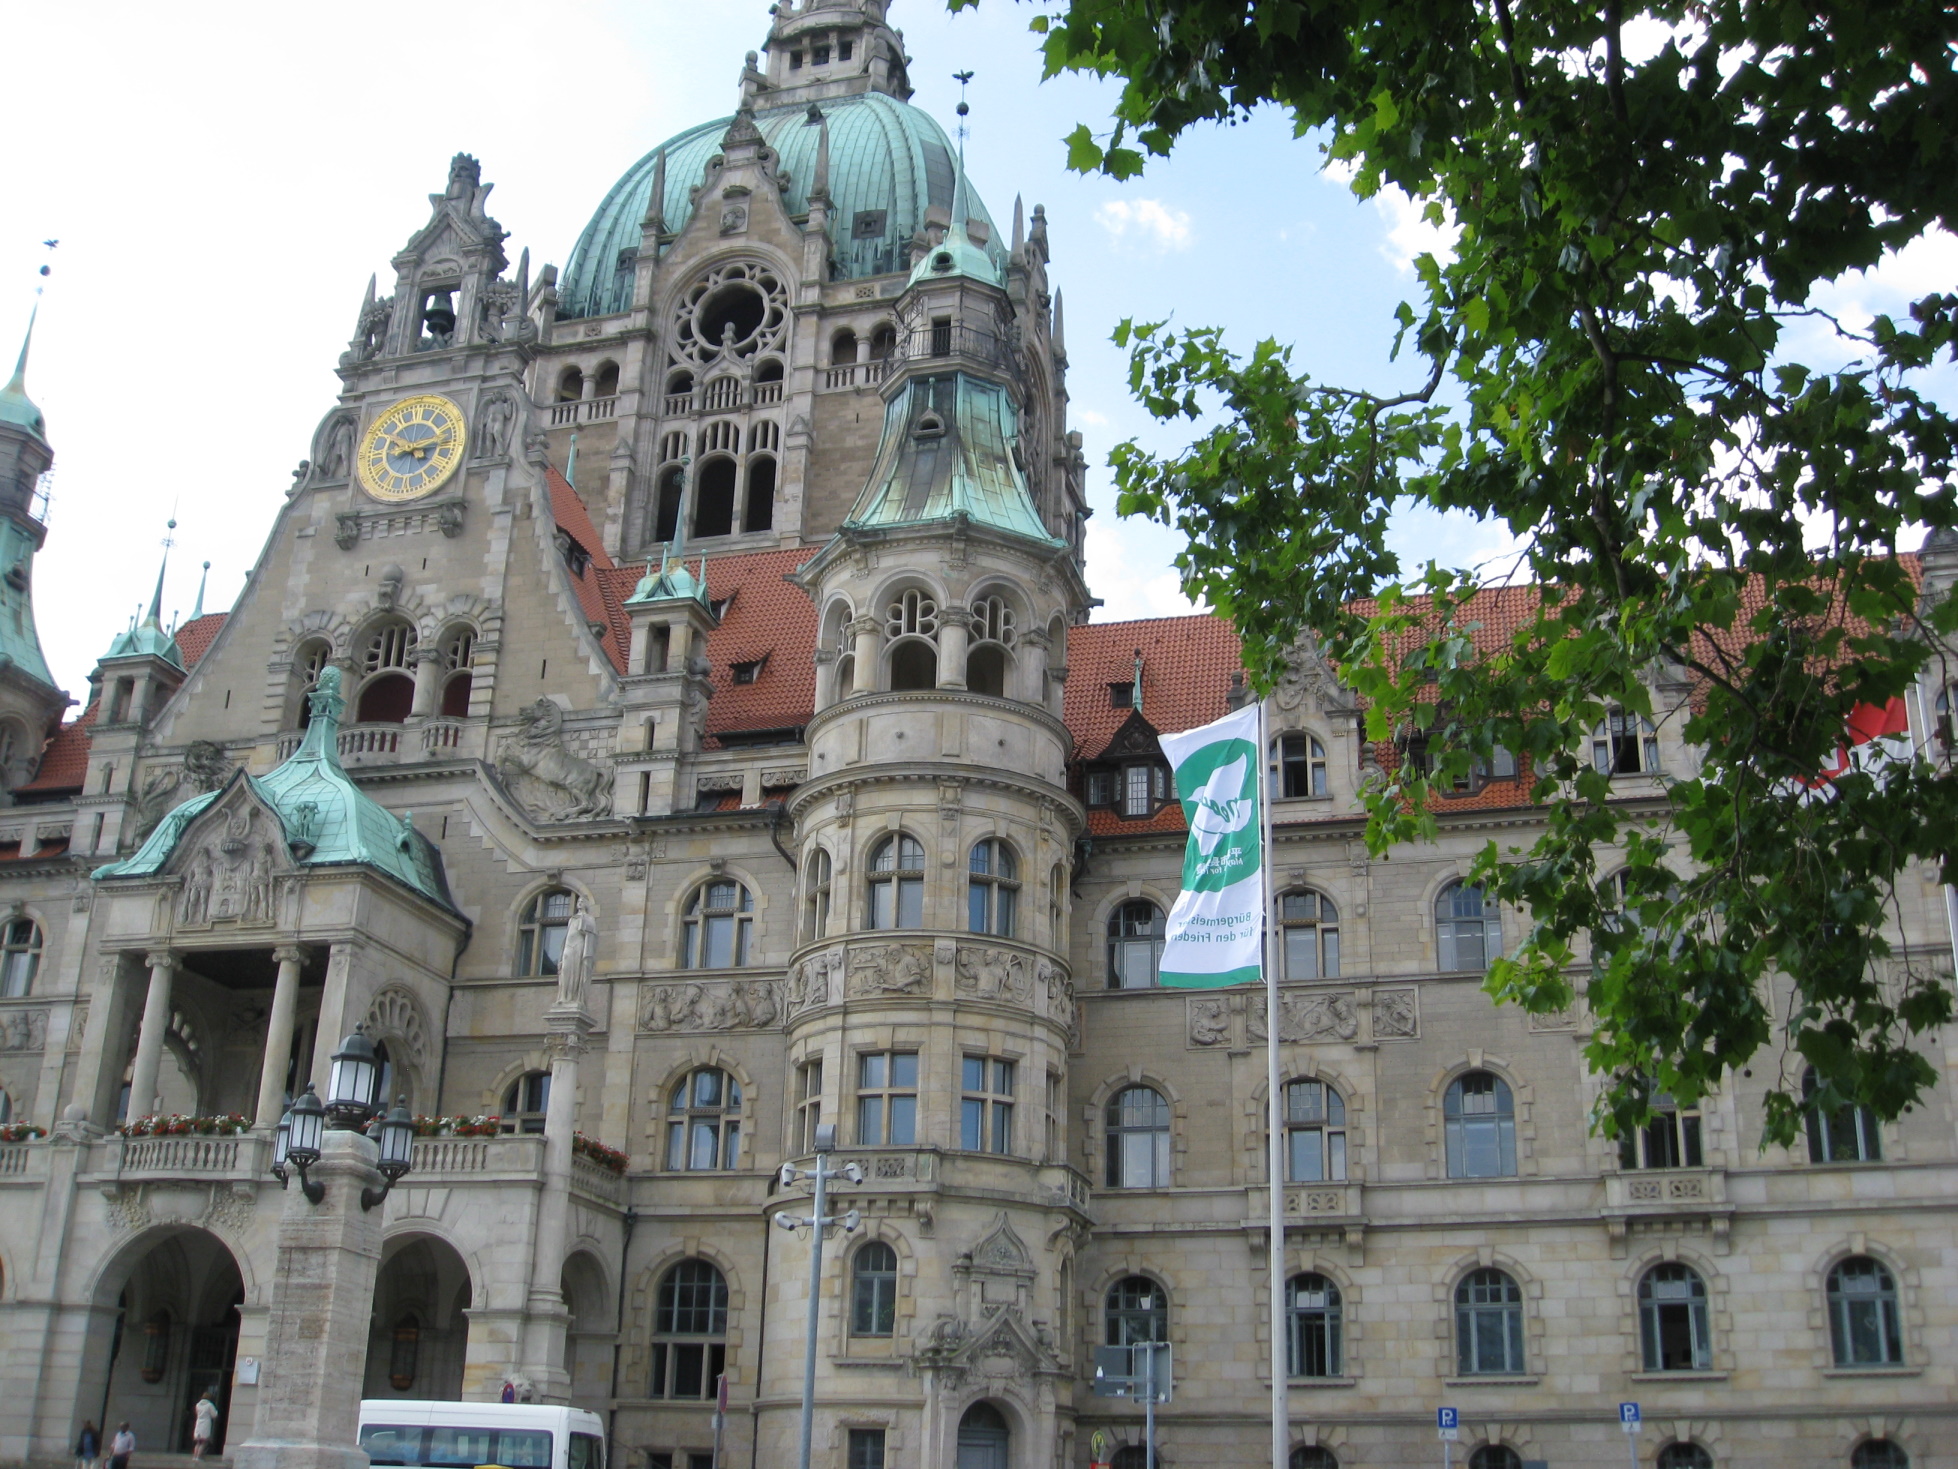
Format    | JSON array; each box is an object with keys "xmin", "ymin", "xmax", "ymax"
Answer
[
  {"xmin": 559, "ymin": 91, "xmax": 1006, "ymax": 318},
  {"xmin": 93, "ymin": 668, "xmax": 456, "ymax": 910}
]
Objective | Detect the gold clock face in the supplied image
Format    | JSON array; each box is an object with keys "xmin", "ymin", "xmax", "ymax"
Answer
[{"xmin": 357, "ymin": 394, "xmax": 468, "ymax": 502}]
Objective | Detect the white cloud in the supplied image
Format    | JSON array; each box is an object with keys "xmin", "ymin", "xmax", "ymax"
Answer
[
  {"xmin": 1372, "ymin": 186, "xmax": 1460, "ymax": 274},
  {"xmin": 1083, "ymin": 519, "xmax": 1201, "ymax": 622},
  {"xmin": 1074, "ymin": 407, "xmax": 1110, "ymax": 428},
  {"xmin": 1094, "ymin": 198, "xmax": 1194, "ymax": 252}
]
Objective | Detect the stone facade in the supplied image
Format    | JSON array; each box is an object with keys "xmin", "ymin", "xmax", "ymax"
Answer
[{"xmin": 0, "ymin": 5, "xmax": 1953, "ymax": 1469}]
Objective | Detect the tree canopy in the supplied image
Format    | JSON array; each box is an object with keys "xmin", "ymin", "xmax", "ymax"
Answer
[{"xmin": 958, "ymin": 0, "xmax": 1958, "ymax": 1146}]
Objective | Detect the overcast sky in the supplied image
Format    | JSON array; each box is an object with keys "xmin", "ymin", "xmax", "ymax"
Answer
[{"xmin": 2, "ymin": 1, "xmax": 1951, "ymax": 702}]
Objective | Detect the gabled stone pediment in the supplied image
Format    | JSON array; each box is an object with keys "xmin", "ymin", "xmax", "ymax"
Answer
[
  {"xmin": 165, "ymin": 773, "xmax": 294, "ymax": 928},
  {"xmin": 968, "ymin": 1212, "xmax": 1034, "ymax": 1276},
  {"xmin": 1273, "ymin": 630, "xmax": 1356, "ymax": 717},
  {"xmin": 1095, "ymin": 710, "xmax": 1163, "ymax": 763}
]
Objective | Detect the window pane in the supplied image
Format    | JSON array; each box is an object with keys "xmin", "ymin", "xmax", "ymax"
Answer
[
  {"xmin": 888, "ymin": 1095, "xmax": 916, "ymax": 1146},
  {"xmin": 1289, "ymin": 1128, "xmax": 1323, "ymax": 1182},
  {"xmin": 891, "ymin": 1053, "xmax": 918, "ymax": 1088},
  {"xmin": 997, "ymin": 884, "xmax": 1016, "ymax": 937},
  {"xmin": 857, "ymin": 1097, "xmax": 883, "ymax": 1146},
  {"xmin": 703, "ymin": 915, "xmax": 732, "ymax": 967},
  {"xmin": 1285, "ymin": 927, "xmax": 1319, "ymax": 980},
  {"xmin": 993, "ymin": 1101, "xmax": 1012, "ymax": 1153},
  {"xmin": 969, "ymin": 883, "xmax": 989, "ymax": 933},
  {"xmin": 963, "ymin": 1056, "xmax": 986, "ymax": 1091},
  {"xmin": 860, "ymin": 1053, "xmax": 886, "ymax": 1089},
  {"xmin": 871, "ymin": 882, "xmax": 894, "ymax": 930},
  {"xmin": 961, "ymin": 1098, "xmax": 983, "ymax": 1150},
  {"xmin": 897, "ymin": 877, "xmax": 923, "ymax": 928}
]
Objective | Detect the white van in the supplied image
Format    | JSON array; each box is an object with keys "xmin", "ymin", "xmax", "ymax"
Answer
[{"xmin": 357, "ymin": 1401, "xmax": 605, "ymax": 1469}]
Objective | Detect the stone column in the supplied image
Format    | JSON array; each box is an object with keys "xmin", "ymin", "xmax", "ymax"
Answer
[
  {"xmin": 230, "ymin": 1128, "xmax": 386, "ymax": 1469},
  {"xmin": 936, "ymin": 606, "xmax": 971, "ymax": 691},
  {"xmin": 519, "ymin": 1005, "xmax": 594, "ymax": 1403},
  {"xmin": 409, "ymin": 648, "xmax": 443, "ymax": 718},
  {"xmin": 812, "ymin": 647, "xmax": 838, "ymax": 710},
  {"xmin": 850, "ymin": 615, "xmax": 882, "ymax": 696},
  {"xmin": 254, "ymin": 947, "xmax": 308, "ymax": 1126},
  {"xmin": 1019, "ymin": 628, "xmax": 1051, "ymax": 705},
  {"xmin": 125, "ymin": 950, "xmax": 177, "ymax": 1121}
]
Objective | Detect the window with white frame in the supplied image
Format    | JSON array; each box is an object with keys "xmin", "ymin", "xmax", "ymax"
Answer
[
  {"xmin": 665, "ymin": 1067, "xmax": 742, "ymax": 1170},
  {"xmin": 1444, "ymin": 1071, "xmax": 1517, "ymax": 1178},
  {"xmin": 1593, "ymin": 705, "xmax": 1660, "ymax": 775},
  {"xmin": 1454, "ymin": 1268, "xmax": 1525, "ymax": 1375},
  {"xmin": 1435, "ymin": 881, "xmax": 1500, "ymax": 972},
  {"xmin": 959, "ymin": 1055, "xmax": 1015, "ymax": 1154},
  {"xmin": 850, "ymin": 1241, "xmax": 898, "ymax": 1337},
  {"xmin": 867, "ymin": 835, "xmax": 925, "ymax": 929},
  {"xmin": 502, "ymin": 1071, "xmax": 550, "ymax": 1135},
  {"xmin": 1804, "ymin": 1066, "xmax": 1882, "ymax": 1162},
  {"xmin": 517, "ymin": 889, "xmax": 575, "ymax": 976},
  {"xmin": 1103, "ymin": 1276, "xmax": 1167, "ymax": 1345},
  {"xmin": 855, "ymin": 1051, "xmax": 918, "ymax": 1146},
  {"xmin": 682, "ymin": 879, "xmax": 753, "ymax": 968},
  {"xmin": 0, "ymin": 917, "xmax": 40, "ymax": 997},
  {"xmin": 967, "ymin": 838, "xmax": 1019, "ymax": 936},
  {"xmin": 1827, "ymin": 1257, "xmax": 1904, "ymax": 1367},
  {"xmin": 1107, "ymin": 901, "xmax": 1165, "ymax": 989},
  {"xmin": 1619, "ymin": 1088, "xmax": 1703, "ymax": 1169},
  {"xmin": 1105, "ymin": 1085, "xmax": 1171, "ymax": 1188},
  {"xmin": 1286, "ymin": 1273, "xmax": 1343, "ymax": 1377},
  {"xmin": 649, "ymin": 1259, "xmax": 727, "ymax": 1400},
  {"xmin": 802, "ymin": 848, "xmax": 832, "ymax": 943},
  {"xmin": 1280, "ymin": 1079, "xmax": 1348, "ymax": 1182},
  {"xmin": 1279, "ymin": 889, "xmax": 1339, "ymax": 979},
  {"xmin": 792, "ymin": 1058, "xmax": 823, "ymax": 1155},
  {"xmin": 1271, "ymin": 733, "xmax": 1328, "ymax": 798},
  {"xmin": 1638, "ymin": 1262, "xmax": 1712, "ymax": 1371}
]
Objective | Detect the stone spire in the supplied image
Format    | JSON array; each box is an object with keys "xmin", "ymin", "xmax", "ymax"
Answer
[
  {"xmin": 191, "ymin": 561, "xmax": 211, "ymax": 620},
  {"xmin": 0, "ymin": 303, "xmax": 45, "ymax": 443}
]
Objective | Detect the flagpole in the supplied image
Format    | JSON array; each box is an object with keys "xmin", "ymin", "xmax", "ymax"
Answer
[{"xmin": 1261, "ymin": 693, "xmax": 1286, "ymax": 1469}]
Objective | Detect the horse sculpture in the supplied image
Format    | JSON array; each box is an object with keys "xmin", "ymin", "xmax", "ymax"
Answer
[{"xmin": 498, "ymin": 699, "xmax": 613, "ymax": 820}]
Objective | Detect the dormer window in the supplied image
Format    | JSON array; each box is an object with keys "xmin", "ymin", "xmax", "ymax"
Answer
[
  {"xmin": 789, "ymin": 50, "xmax": 803, "ymax": 69},
  {"xmin": 932, "ymin": 252, "xmax": 955, "ymax": 274},
  {"xmin": 731, "ymin": 658, "xmax": 765, "ymax": 686},
  {"xmin": 1083, "ymin": 761, "xmax": 1171, "ymax": 818},
  {"xmin": 1108, "ymin": 682, "xmax": 1135, "ymax": 710},
  {"xmin": 914, "ymin": 413, "xmax": 945, "ymax": 440},
  {"xmin": 839, "ymin": 38, "xmax": 853, "ymax": 61}
]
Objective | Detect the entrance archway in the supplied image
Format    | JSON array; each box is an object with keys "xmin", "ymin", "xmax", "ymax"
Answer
[
  {"xmin": 84, "ymin": 1228, "xmax": 245, "ymax": 1455},
  {"xmin": 956, "ymin": 1401, "xmax": 1010, "ymax": 1469},
  {"xmin": 365, "ymin": 1235, "xmax": 472, "ymax": 1401}
]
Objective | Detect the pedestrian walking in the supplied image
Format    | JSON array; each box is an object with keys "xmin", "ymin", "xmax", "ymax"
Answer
[
  {"xmin": 108, "ymin": 1423, "xmax": 134, "ymax": 1469},
  {"xmin": 191, "ymin": 1392, "xmax": 219, "ymax": 1461},
  {"xmin": 74, "ymin": 1420, "xmax": 100, "ymax": 1469}
]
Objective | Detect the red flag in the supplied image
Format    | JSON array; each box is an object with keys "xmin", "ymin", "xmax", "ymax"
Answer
[{"xmin": 1796, "ymin": 697, "xmax": 1912, "ymax": 790}]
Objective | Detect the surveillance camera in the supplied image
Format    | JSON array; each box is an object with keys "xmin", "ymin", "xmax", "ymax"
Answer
[
  {"xmin": 775, "ymin": 1212, "xmax": 803, "ymax": 1231},
  {"xmin": 780, "ymin": 1162, "xmax": 799, "ymax": 1188},
  {"xmin": 840, "ymin": 1209, "xmax": 861, "ymax": 1232},
  {"xmin": 842, "ymin": 1161, "xmax": 864, "ymax": 1185}
]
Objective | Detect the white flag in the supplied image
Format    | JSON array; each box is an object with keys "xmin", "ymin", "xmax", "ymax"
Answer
[{"xmin": 1157, "ymin": 703, "xmax": 1265, "ymax": 989}]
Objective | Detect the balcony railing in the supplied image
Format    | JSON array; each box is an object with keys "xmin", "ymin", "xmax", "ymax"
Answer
[
  {"xmin": 891, "ymin": 324, "xmax": 1014, "ymax": 373},
  {"xmin": 820, "ymin": 360, "xmax": 891, "ymax": 391},
  {"xmin": 276, "ymin": 718, "xmax": 481, "ymax": 765},
  {"xmin": 546, "ymin": 396, "xmax": 619, "ymax": 427}
]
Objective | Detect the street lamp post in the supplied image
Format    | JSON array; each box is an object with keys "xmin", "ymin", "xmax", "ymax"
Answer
[{"xmin": 775, "ymin": 1123, "xmax": 864, "ymax": 1469}]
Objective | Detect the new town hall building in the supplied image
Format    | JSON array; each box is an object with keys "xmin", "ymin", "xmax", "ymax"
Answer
[{"xmin": 0, "ymin": 4, "xmax": 1954, "ymax": 1467}]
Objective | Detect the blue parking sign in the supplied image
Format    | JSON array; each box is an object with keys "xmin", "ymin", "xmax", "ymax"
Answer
[
  {"xmin": 1438, "ymin": 1407, "xmax": 1460, "ymax": 1441},
  {"xmin": 1620, "ymin": 1402, "xmax": 1641, "ymax": 1433}
]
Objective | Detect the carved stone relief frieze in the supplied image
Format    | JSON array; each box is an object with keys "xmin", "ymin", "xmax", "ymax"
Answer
[
  {"xmin": 786, "ymin": 948, "xmax": 843, "ymax": 1016},
  {"xmin": 954, "ymin": 946, "xmax": 1030, "ymax": 1004},
  {"xmin": 1372, "ymin": 987, "xmax": 1418, "ymax": 1039},
  {"xmin": 1187, "ymin": 995, "xmax": 1232, "ymax": 1048},
  {"xmin": 847, "ymin": 943, "xmax": 932, "ymax": 998},
  {"xmin": 1248, "ymin": 990, "xmax": 1361, "ymax": 1044},
  {"xmin": 0, "ymin": 1007, "xmax": 48, "ymax": 1052},
  {"xmin": 1040, "ymin": 960, "xmax": 1078, "ymax": 1046},
  {"xmin": 177, "ymin": 803, "xmax": 283, "ymax": 927},
  {"xmin": 364, "ymin": 986, "xmax": 431, "ymax": 1069},
  {"xmin": 638, "ymin": 978, "xmax": 783, "ymax": 1032},
  {"xmin": 497, "ymin": 700, "xmax": 613, "ymax": 821}
]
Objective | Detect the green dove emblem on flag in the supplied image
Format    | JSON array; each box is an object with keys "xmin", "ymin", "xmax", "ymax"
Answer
[{"xmin": 1156, "ymin": 703, "xmax": 1267, "ymax": 988}]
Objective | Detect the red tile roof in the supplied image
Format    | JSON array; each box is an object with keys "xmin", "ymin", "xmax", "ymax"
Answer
[
  {"xmin": 176, "ymin": 612, "xmax": 227, "ymax": 669},
  {"xmin": 19, "ymin": 699, "xmax": 95, "ymax": 795},
  {"xmin": 1064, "ymin": 615, "xmax": 1243, "ymax": 757}
]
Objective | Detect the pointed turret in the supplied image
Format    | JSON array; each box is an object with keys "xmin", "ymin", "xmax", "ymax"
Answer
[
  {"xmin": 0, "ymin": 297, "xmax": 66, "ymax": 763},
  {"xmin": 191, "ymin": 561, "xmax": 211, "ymax": 620},
  {"xmin": 0, "ymin": 304, "xmax": 46, "ymax": 444}
]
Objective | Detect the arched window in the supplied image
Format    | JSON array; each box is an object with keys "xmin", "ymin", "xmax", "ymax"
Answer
[
  {"xmin": 649, "ymin": 1259, "xmax": 727, "ymax": 1399},
  {"xmin": 653, "ymin": 464, "xmax": 685, "ymax": 544},
  {"xmin": 502, "ymin": 1071, "xmax": 550, "ymax": 1135},
  {"xmin": 356, "ymin": 619, "xmax": 418, "ymax": 724},
  {"xmin": 1469, "ymin": 1450, "xmax": 1521, "ymax": 1469},
  {"xmin": 592, "ymin": 360, "xmax": 620, "ymax": 398},
  {"xmin": 1281, "ymin": 1079, "xmax": 1348, "ymax": 1182},
  {"xmin": 555, "ymin": 366, "xmax": 584, "ymax": 403},
  {"xmin": 965, "ymin": 643, "xmax": 1010, "ymax": 697},
  {"xmin": 832, "ymin": 329, "xmax": 859, "ymax": 366},
  {"xmin": 1107, "ymin": 901, "xmax": 1165, "ymax": 989},
  {"xmin": 290, "ymin": 639, "xmax": 331, "ymax": 728},
  {"xmin": 1286, "ymin": 1273, "xmax": 1343, "ymax": 1377},
  {"xmin": 967, "ymin": 838, "xmax": 1019, "ymax": 936},
  {"xmin": 518, "ymin": 889, "xmax": 575, "ymax": 975},
  {"xmin": 666, "ymin": 1067, "xmax": 742, "ymax": 1170},
  {"xmin": 968, "ymin": 594, "xmax": 1016, "ymax": 700},
  {"xmin": 1291, "ymin": 1451, "xmax": 1338, "ymax": 1469},
  {"xmin": 1455, "ymin": 1268, "xmax": 1525, "ymax": 1375},
  {"xmin": 1444, "ymin": 1071, "xmax": 1517, "ymax": 1178},
  {"xmin": 1271, "ymin": 734, "xmax": 1328, "ymax": 798},
  {"xmin": 890, "ymin": 642, "xmax": 937, "ymax": 690},
  {"xmin": 439, "ymin": 627, "xmax": 475, "ymax": 718},
  {"xmin": 1827, "ymin": 1257, "xmax": 1903, "ymax": 1366},
  {"xmin": 1619, "ymin": 1086, "xmax": 1703, "ymax": 1170},
  {"xmin": 1657, "ymin": 1445, "xmax": 1713, "ymax": 1469},
  {"xmin": 850, "ymin": 1241, "xmax": 898, "ymax": 1336},
  {"xmin": 1104, "ymin": 1276, "xmax": 1167, "ymax": 1345},
  {"xmin": 867, "ymin": 835, "xmax": 925, "ymax": 929},
  {"xmin": 754, "ymin": 357, "xmax": 784, "ymax": 386},
  {"xmin": 0, "ymin": 917, "xmax": 41, "ymax": 998},
  {"xmin": 683, "ymin": 879, "xmax": 753, "ymax": 968},
  {"xmin": 1804, "ymin": 1066, "xmax": 1882, "ymax": 1162},
  {"xmin": 886, "ymin": 589, "xmax": 939, "ymax": 693},
  {"xmin": 1594, "ymin": 705, "xmax": 1660, "ymax": 775},
  {"xmin": 1436, "ymin": 881, "xmax": 1500, "ymax": 971},
  {"xmin": 1105, "ymin": 1085, "xmax": 1171, "ymax": 1188},
  {"xmin": 1853, "ymin": 1443, "xmax": 1909, "ymax": 1469},
  {"xmin": 743, "ymin": 457, "xmax": 776, "ymax": 533},
  {"xmin": 868, "ymin": 325, "xmax": 897, "ymax": 361},
  {"xmin": 693, "ymin": 457, "xmax": 737, "ymax": 538},
  {"xmin": 802, "ymin": 848, "xmax": 832, "ymax": 943},
  {"xmin": 1638, "ymin": 1262, "xmax": 1712, "ymax": 1371},
  {"xmin": 1279, "ymin": 890, "xmax": 1339, "ymax": 980},
  {"xmin": 666, "ymin": 369, "xmax": 695, "ymax": 400}
]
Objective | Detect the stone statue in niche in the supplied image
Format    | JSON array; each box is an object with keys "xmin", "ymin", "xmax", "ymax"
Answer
[
  {"xmin": 180, "ymin": 846, "xmax": 215, "ymax": 925},
  {"xmin": 497, "ymin": 701, "xmax": 613, "ymax": 821},
  {"xmin": 554, "ymin": 896, "xmax": 598, "ymax": 1012},
  {"xmin": 476, "ymin": 394, "xmax": 517, "ymax": 460},
  {"xmin": 316, "ymin": 416, "xmax": 354, "ymax": 481}
]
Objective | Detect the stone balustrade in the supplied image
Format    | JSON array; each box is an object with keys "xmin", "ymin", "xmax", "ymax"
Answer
[{"xmin": 545, "ymin": 395, "xmax": 619, "ymax": 427}]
